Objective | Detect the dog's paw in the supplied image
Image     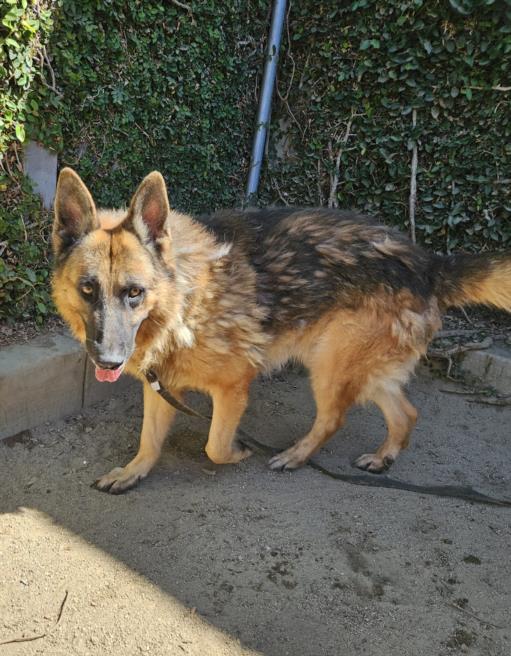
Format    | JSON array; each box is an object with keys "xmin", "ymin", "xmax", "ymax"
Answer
[
  {"xmin": 230, "ymin": 441, "xmax": 253, "ymax": 463},
  {"xmin": 268, "ymin": 444, "xmax": 308, "ymax": 471},
  {"xmin": 354, "ymin": 453, "xmax": 394, "ymax": 474},
  {"xmin": 205, "ymin": 441, "xmax": 253, "ymax": 465},
  {"xmin": 93, "ymin": 466, "xmax": 144, "ymax": 494}
]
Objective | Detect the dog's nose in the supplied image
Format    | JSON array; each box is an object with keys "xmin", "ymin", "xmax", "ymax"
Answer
[{"xmin": 96, "ymin": 359, "xmax": 124, "ymax": 370}]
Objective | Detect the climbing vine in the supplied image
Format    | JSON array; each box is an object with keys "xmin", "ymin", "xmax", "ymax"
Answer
[
  {"xmin": 1, "ymin": 0, "xmax": 510, "ymax": 324},
  {"xmin": 262, "ymin": 0, "xmax": 511, "ymax": 252}
]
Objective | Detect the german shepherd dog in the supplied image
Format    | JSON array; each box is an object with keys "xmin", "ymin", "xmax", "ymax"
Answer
[{"xmin": 52, "ymin": 168, "xmax": 511, "ymax": 493}]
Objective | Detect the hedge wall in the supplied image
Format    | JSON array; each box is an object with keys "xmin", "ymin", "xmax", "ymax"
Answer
[
  {"xmin": 0, "ymin": 0, "xmax": 267, "ymax": 323},
  {"xmin": 1, "ymin": 0, "xmax": 510, "ymax": 324},
  {"xmin": 47, "ymin": 0, "xmax": 268, "ymax": 212},
  {"xmin": 260, "ymin": 0, "xmax": 511, "ymax": 252},
  {"xmin": 1, "ymin": 0, "xmax": 58, "ymax": 323}
]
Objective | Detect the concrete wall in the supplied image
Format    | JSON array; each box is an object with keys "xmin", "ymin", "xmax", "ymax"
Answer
[
  {"xmin": 23, "ymin": 141, "xmax": 58, "ymax": 209},
  {"xmin": 0, "ymin": 333, "xmax": 135, "ymax": 440}
]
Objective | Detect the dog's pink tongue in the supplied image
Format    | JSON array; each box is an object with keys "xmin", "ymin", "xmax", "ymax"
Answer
[{"xmin": 95, "ymin": 366, "xmax": 122, "ymax": 383}]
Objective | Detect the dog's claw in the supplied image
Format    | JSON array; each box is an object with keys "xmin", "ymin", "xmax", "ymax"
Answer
[
  {"xmin": 108, "ymin": 476, "xmax": 141, "ymax": 495},
  {"xmin": 268, "ymin": 459, "xmax": 288, "ymax": 472},
  {"xmin": 268, "ymin": 446, "xmax": 308, "ymax": 471},
  {"xmin": 354, "ymin": 453, "xmax": 394, "ymax": 474},
  {"xmin": 93, "ymin": 466, "xmax": 144, "ymax": 494}
]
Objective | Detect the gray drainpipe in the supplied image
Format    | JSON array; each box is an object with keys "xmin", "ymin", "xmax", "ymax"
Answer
[{"xmin": 245, "ymin": 0, "xmax": 287, "ymax": 204}]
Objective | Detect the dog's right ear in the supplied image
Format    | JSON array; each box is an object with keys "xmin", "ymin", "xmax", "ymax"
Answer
[{"xmin": 53, "ymin": 168, "xmax": 98, "ymax": 257}]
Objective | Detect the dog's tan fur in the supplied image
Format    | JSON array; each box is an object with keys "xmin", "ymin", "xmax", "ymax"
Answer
[{"xmin": 51, "ymin": 168, "xmax": 511, "ymax": 493}]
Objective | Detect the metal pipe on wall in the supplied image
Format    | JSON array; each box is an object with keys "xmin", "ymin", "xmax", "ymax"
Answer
[{"xmin": 245, "ymin": 0, "xmax": 287, "ymax": 204}]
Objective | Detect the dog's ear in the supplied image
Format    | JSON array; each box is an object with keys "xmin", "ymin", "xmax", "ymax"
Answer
[
  {"xmin": 53, "ymin": 168, "xmax": 98, "ymax": 256},
  {"xmin": 125, "ymin": 171, "xmax": 171, "ymax": 244}
]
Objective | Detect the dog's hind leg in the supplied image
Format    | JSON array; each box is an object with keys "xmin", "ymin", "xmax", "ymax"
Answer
[
  {"xmin": 268, "ymin": 374, "xmax": 357, "ymax": 470},
  {"xmin": 267, "ymin": 310, "xmax": 420, "ymax": 473},
  {"xmin": 95, "ymin": 381, "xmax": 177, "ymax": 493},
  {"xmin": 268, "ymin": 321, "xmax": 364, "ymax": 471},
  {"xmin": 354, "ymin": 386, "xmax": 417, "ymax": 474}
]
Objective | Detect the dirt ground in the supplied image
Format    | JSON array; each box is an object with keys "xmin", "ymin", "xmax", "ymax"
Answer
[{"xmin": 0, "ymin": 366, "xmax": 510, "ymax": 656}]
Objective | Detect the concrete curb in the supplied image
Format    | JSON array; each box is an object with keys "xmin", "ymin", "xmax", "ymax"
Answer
[
  {"xmin": 459, "ymin": 344, "xmax": 511, "ymax": 396},
  {"xmin": 0, "ymin": 332, "xmax": 135, "ymax": 440}
]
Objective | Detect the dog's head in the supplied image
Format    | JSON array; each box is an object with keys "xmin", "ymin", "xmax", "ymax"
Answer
[{"xmin": 52, "ymin": 168, "xmax": 178, "ymax": 381}]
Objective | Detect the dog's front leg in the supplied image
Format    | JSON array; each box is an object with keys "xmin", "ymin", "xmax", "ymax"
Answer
[
  {"xmin": 205, "ymin": 383, "xmax": 253, "ymax": 465},
  {"xmin": 95, "ymin": 381, "xmax": 177, "ymax": 493}
]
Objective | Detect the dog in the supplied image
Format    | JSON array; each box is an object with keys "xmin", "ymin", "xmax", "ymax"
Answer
[{"xmin": 51, "ymin": 168, "xmax": 511, "ymax": 493}]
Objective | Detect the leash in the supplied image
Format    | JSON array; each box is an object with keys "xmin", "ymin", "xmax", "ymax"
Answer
[{"xmin": 145, "ymin": 370, "xmax": 511, "ymax": 508}]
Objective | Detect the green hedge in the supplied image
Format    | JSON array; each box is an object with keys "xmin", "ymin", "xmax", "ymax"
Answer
[
  {"xmin": 1, "ymin": 0, "xmax": 267, "ymax": 323},
  {"xmin": 44, "ymin": 0, "xmax": 267, "ymax": 212},
  {"xmin": 0, "ymin": 0, "xmax": 59, "ymax": 154},
  {"xmin": 1, "ymin": 0, "xmax": 510, "ymax": 324},
  {"xmin": 260, "ymin": 0, "xmax": 511, "ymax": 252},
  {"xmin": 0, "ymin": 173, "xmax": 53, "ymax": 321},
  {"xmin": 1, "ymin": 0, "xmax": 59, "ymax": 323}
]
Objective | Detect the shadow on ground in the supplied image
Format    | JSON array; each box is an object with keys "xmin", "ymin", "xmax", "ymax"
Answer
[{"xmin": 1, "ymin": 367, "xmax": 510, "ymax": 655}]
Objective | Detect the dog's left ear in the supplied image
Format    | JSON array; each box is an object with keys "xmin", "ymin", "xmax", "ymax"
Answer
[{"xmin": 125, "ymin": 171, "xmax": 171, "ymax": 244}]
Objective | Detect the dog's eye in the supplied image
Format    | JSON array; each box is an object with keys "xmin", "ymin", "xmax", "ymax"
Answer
[
  {"xmin": 81, "ymin": 283, "xmax": 94, "ymax": 296},
  {"xmin": 128, "ymin": 286, "xmax": 143, "ymax": 298}
]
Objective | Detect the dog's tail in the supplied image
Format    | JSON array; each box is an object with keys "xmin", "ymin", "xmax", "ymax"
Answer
[{"xmin": 433, "ymin": 252, "xmax": 511, "ymax": 311}]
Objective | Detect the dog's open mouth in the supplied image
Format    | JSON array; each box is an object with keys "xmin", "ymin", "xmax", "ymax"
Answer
[{"xmin": 95, "ymin": 364, "xmax": 124, "ymax": 383}]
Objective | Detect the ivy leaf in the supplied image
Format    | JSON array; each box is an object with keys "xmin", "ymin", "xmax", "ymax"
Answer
[
  {"xmin": 360, "ymin": 39, "xmax": 380, "ymax": 50},
  {"xmin": 15, "ymin": 123, "xmax": 25, "ymax": 142},
  {"xmin": 26, "ymin": 268, "xmax": 37, "ymax": 283},
  {"xmin": 449, "ymin": 0, "xmax": 470, "ymax": 15}
]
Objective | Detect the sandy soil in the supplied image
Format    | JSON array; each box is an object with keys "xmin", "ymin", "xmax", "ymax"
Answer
[{"xmin": 1, "ymin": 367, "xmax": 510, "ymax": 655}]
